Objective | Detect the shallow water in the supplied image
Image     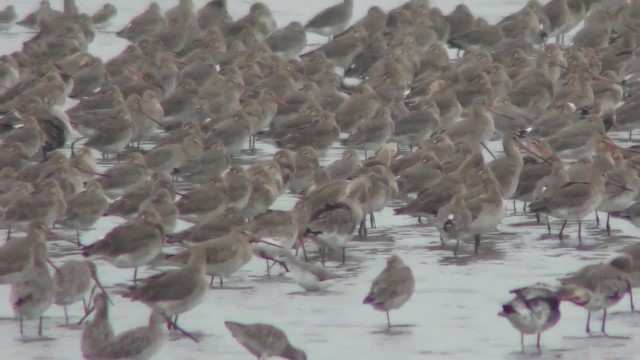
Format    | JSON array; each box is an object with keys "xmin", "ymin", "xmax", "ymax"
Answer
[{"xmin": 2, "ymin": 0, "xmax": 640, "ymax": 359}]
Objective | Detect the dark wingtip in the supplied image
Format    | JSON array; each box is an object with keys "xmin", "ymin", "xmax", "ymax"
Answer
[{"xmin": 393, "ymin": 207, "xmax": 406, "ymax": 215}]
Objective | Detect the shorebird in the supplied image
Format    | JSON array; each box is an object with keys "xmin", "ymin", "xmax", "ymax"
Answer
[
  {"xmin": 10, "ymin": 242, "xmax": 54, "ymax": 337},
  {"xmin": 176, "ymin": 176, "xmax": 228, "ymax": 223},
  {"xmin": 82, "ymin": 209, "xmax": 165, "ymax": 284},
  {"xmin": 499, "ymin": 284, "xmax": 561, "ymax": 351},
  {"xmin": 225, "ymin": 321, "xmax": 307, "ymax": 360},
  {"xmin": 488, "ymin": 133, "xmax": 524, "ymax": 200},
  {"xmin": 529, "ymin": 167, "xmax": 620, "ymax": 241},
  {"xmin": 546, "ymin": 115, "xmax": 605, "ymax": 160},
  {"xmin": 198, "ymin": 0, "xmax": 231, "ymax": 30},
  {"xmin": 325, "ymin": 149, "xmax": 361, "ymax": 181},
  {"xmin": 54, "ymin": 260, "xmax": 111, "ymax": 324},
  {"xmin": 105, "ymin": 172, "xmax": 174, "ymax": 219},
  {"xmin": 88, "ymin": 309, "xmax": 170, "ymax": 359},
  {"xmin": 559, "ymin": 253, "xmax": 633, "ymax": 335},
  {"xmin": 116, "ymin": 2, "xmax": 166, "ymax": 43},
  {"xmin": 465, "ymin": 173, "xmax": 505, "ymax": 254},
  {"xmin": 363, "ymin": 255, "xmax": 415, "ymax": 328},
  {"xmin": 391, "ymin": 102, "xmax": 440, "ymax": 150},
  {"xmin": 167, "ymin": 230, "xmax": 272, "ymax": 288},
  {"xmin": 304, "ymin": 0, "xmax": 353, "ymax": 41},
  {"xmin": 167, "ymin": 208, "xmax": 244, "ymax": 244},
  {"xmin": 144, "ymin": 136, "xmax": 203, "ymax": 173},
  {"xmin": 90, "ymin": 3, "xmax": 118, "ymax": 31},
  {"xmin": 443, "ymin": 96, "xmax": 496, "ymax": 155},
  {"xmin": 140, "ymin": 188, "xmax": 178, "ymax": 234},
  {"xmin": 3, "ymin": 178, "xmax": 67, "ymax": 230},
  {"xmin": 80, "ymin": 292, "xmax": 114, "ymax": 359},
  {"xmin": 265, "ymin": 21, "xmax": 307, "ymax": 60},
  {"xmin": 223, "ymin": 165, "xmax": 252, "ymax": 211},
  {"xmin": 0, "ymin": 5, "xmax": 17, "ymax": 32},
  {"xmin": 280, "ymin": 251, "xmax": 340, "ymax": 291},
  {"xmin": 97, "ymin": 152, "xmax": 149, "ymax": 199},
  {"xmin": 343, "ymin": 106, "xmax": 394, "ymax": 158},
  {"xmin": 124, "ymin": 247, "xmax": 207, "ymax": 326},
  {"xmin": 57, "ymin": 180, "xmax": 109, "ymax": 243},
  {"xmin": 243, "ymin": 202, "xmax": 311, "ymax": 274},
  {"xmin": 304, "ymin": 177, "xmax": 365, "ymax": 264},
  {"xmin": 435, "ymin": 193, "xmax": 472, "ymax": 256}
]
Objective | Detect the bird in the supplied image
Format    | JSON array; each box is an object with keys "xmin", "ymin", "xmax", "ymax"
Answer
[
  {"xmin": 124, "ymin": 247, "xmax": 208, "ymax": 327},
  {"xmin": 363, "ymin": 255, "xmax": 415, "ymax": 327},
  {"xmin": 87, "ymin": 309, "xmax": 170, "ymax": 360},
  {"xmin": 53, "ymin": 260, "xmax": 111, "ymax": 324},
  {"xmin": 81, "ymin": 209, "xmax": 165, "ymax": 284},
  {"xmin": 10, "ymin": 242, "xmax": 54, "ymax": 337},
  {"xmin": 559, "ymin": 253, "xmax": 633, "ymax": 335},
  {"xmin": 499, "ymin": 284, "xmax": 561, "ymax": 351},
  {"xmin": 225, "ymin": 321, "xmax": 307, "ymax": 360},
  {"xmin": 80, "ymin": 292, "xmax": 115, "ymax": 359},
  {"xmin": 280, "ymin": 251, "xmax": 341, "ymax": 291},
  {"xmin": 304, "ymin": 0, "xmax": 353, "ymax": 41},
  {"xmin": 90, "ymin": 3, "xmax": 118, "ymax": 31}
]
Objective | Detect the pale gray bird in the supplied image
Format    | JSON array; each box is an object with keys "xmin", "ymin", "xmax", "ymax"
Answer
[
  {"xmin": 281, "ymin": 251, "xmax": 341, "ymax": 291},
  {"xmin": 304, "ymin": 0, "xmax": 353, "ymax": 40},
  {"xmin": 90, "ymin": 3, "xmax": 118, "ymax": 31}
]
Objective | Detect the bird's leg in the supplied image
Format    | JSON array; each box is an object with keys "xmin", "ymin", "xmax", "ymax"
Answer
[
  {"xmin": 586, "ymin": 311, "xmax": 591, "ymax": 333},
  {"xmin": 474, "ymin": 235, "xmax": 480, "ymax": 254},
  {"xmin": 386, "ymin": 311, "xmax": 391, "ymax": 328},
  {"xmin": 321, "ymin": 247, "xmax": 326, "ymax": 266},
  {"xmin": 64, "ymin": 305, "xmax": 69, "ymax": 325},
  {"xmin": 595, "ymin": 211, "xmax": 600, "ymax": 227},
  {"xmin": 601, "ymin": 308, "xmax": 607, "ymax": 334},
  {"xmin": 219, "ymin": 277, "xmax": 223, "ymax": 288},
  {"xmin": 19, "ymin": 317, "xmax": 23, "ymax": 336},
  {"xmin": 370, "ymin": 211, "xmax": 376, "ymax": 228},
  {"xmin": 559, "ymin": 221, "xmax": 567, "ymax": 241},
  {"xmin": 606, "ymin": 213, "xmax": 611, "ymax": 236},
  {"xmin": 418, "ymin": 216, "xmax": 422, "ymax": 224},
  {"xmin": 512, "ymin": 200, "xmax": 516, "ymax": 214},
  {"xmin": 578, "ymin": 221, "xmax": 582, "ymax": 243},
  {"xmin": 342, "ymin": 248, "xmax": 346, "ymax": 264},
  {"xmin": 38, "ymin": 316, "xmax": 43, "ymax": 336},
  {"xmin": 359, "ymin": 217, "xmax": 367, "ymax": 238},
  {"xmin": 76, "ymin": 229, "xmax": 81, "ymax": 247},
  {"xmin": 628, "ymin": 280, "xmax": 636, "ymax": 312},
  {"xmin": 133, "ymin": 267, "xmax": 138, "ymax": 286},
  {"xmin": 265, "ymin": 259, "xmax": 271, "ymax": 276},
  {"xmin": 520, "ymin": 333, "xmax": 524, "ymax": 352},
  {"xmin": 5, "ymin": 226, "xmax": 10, "ymax": 242},
  {"xmin": 536, "ymin": 333, "xmax": 541, "ymax": 351},
  {"xmin": 536, "ymin": 212, "xmax": 540, "ymax": 223},
  {"xmin": 298, "ymin": 237, "xmax": 308, "ymax": 261},
  {"xmin": 522, "ymin": 201, "xmax": 527, "ymax": 213},
  {"xmin": 546, "ymin": 214, "xmax": 551, "ymax": 234},
  {"xmin": 209, "ymin": 275, "xmax": 215, "ymax": 288}
]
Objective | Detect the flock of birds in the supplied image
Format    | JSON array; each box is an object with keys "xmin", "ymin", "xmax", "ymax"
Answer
[{"xmin": 2, "ymin": 0, "xmax": 640, "ymax": 357}]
